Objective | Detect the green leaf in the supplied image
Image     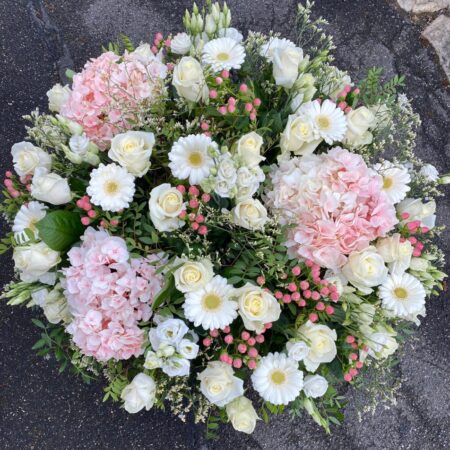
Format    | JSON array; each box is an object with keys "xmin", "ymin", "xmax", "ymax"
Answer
[
  {"xmin": 31, "ymin": 319, "xmax": 46, "ymax": 329},
  {"xmin": 36, "ymin": 210, "xmax": 84, "ymax": 251}
]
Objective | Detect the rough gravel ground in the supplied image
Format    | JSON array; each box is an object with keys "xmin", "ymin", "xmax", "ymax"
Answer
[{"xmin": 0, "ymin": 1, "xmax": 449, "ymax": 449}]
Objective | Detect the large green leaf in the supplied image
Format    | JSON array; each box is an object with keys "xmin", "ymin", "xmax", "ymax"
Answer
[{"xmin": 36, "ymin": 210, "xmax": 84, "ymax": 252}]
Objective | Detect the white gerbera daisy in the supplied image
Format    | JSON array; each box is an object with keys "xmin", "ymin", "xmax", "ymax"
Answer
[
  {"xmin": 87, "ymin": 163, "xmax": 135, "ymax": 212},
  {"xmin": 183, "ymin": 275, "xmax": 238, "ymax": 330},
  {"xmin": 260, "ymin": 37, "xmax": 295, "ymax": 62},
  {"xmin": 379, "ymin": 273, "xmax": 426, "ymax": 319},
  {"xmin": 251, "ymin": 352, "xmax": 304, "ymax": 405},
  {"xmin": 298, "ymin": 100, "xmax": 347, "ymax": 145},
  {"xmin": 168, "ymin": 134, "xmax": 217, "ymax": 185},
  {"xmin": 202, "ymin": 37, "xmax": 246, "ymax": 72},
  {"xmin": 373, "ymin": 161, "xmax": 411, "ymax": 204},
  {"xmin": 12, "ymin": 201, "xmax": 47, "ymax": 244}
]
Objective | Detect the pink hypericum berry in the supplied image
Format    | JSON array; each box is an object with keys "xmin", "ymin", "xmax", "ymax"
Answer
[
  {"xmin": 219, "ymin": 105, "xmax": 228, "ymax": 115},
  {"xmin": 110, "ymin": 219, "xmax": 120, "ymax": 226},
  {"xmin": 344, "ymin": 107, "xmax": 352, "ymax": 114},
  {"xmin": 344, "ymin": 373, "xmax": 353, "ymax": 382},
  {"xmin": 356, "ymin": 361, "xmax": 364, "ymax": 369},
  {"xmin": 189, "ymin": 199, "xmax": 199, "ymax": 209},
  {"xmin": 408, "ymin": 236, "xmax": 417, "ymax": 244},
  {"xmin": 215, "ymin": 76, "xmax": 223, "ymax": 85},
  {"xmin": 247, "ymin": 337, "xmax": 256, "ymax": 346},
  {"xmin": 166, "ymin": 63, "xmax": 174, "ymax": 71},
  {"xmin": 202, "ymin": 337, "xmax": 212, "ymax": 347},
  {"xmin": 248, "ymin": 359, "xmax": 257, "ymax": 370},
  {"xmin": 255, "ymin": 334, "xmax": 265, "ymax": 344},
  {"xmin": 4, "ymin": 179, "xmax": 13, "ymax": 187},
  {"xmin": 316, "ymin": 302, "xmax": 325, "ymax": 311},
  {"xmin": 416, "ymin": 242, "xmax": 424, "ymax": 251},
  {"xmin": 164, "ymin": 39, "xmax": 171, "ymax": 47},
  {"xmin": 228, "ymin": 97, "xmax": 236, "ymax": 105},
  {"xmin": 325, "ymin": 305, "xmax": 335, "ymax": 315},
  {"xmin": 351, "ymin": 342, "xmax": 358, "ymax": 349},
  {"xmin": 221, "ymin": 69, "xmax": 230, "ymax": 79},
  {"xmin": 320, "ymin": 287, "xmax": 330, "ymax": 296},
  {"xmin": 248, "ymin": 347, "xmax": 258, "ymax": 358},
  {"xmin": 274, "ymin": 291, "xmax": 283, "ymax": 300},
  {"xmin": 256, "ymin": 276, "xmax": 265, "ymax": 286},
  {"xmin": 300, "ymin": 281, "xmax": 309, "ymax": 290},
  {"xmin": 305, "ymin": 259, "xmax": 314, "ymax": 267},
  {"xmin": 219, "ymin": 353, "xmax": 229, "ymax": 363},
  {"xmin": 421, "ymin": 226, "xmax": 430, "ymax": 234},
  {"xmin": 81, "ymin": 217, "xmax": 91, "ymax": 226},
  {"xmin": 87, "ymin": 210, "xmax": 97, "ymax": 218},
  {"xmin": 407, "ymin": 220, "xmax": 421, "ymax": 232},
  {"xmin": 25, "ymin": 184, "xmax": 31, "ymax": 192},
  {"xmin": 201, "ymin": 193, "xmax": 211, "ymax": 202},
  {"xmin": 151, "ymin": 45, "xmax": 158, "ymax": 54},
  {"xmin": 330, "ymin": 292, "xmax": 340, "ymax": 302},
  {"xmin": 100, "ymin": 220, "xmax": 107, "ymax": 228},
  {"xmin": 228, "ymin": 103, "xmax": 236, "ymax": 113},
  {"xmin": 287, "ymin": 282, "xmax": 297, "ymax": 292},
  {"xmin": 298, "ymin": 299, "xmax": 306, "ymax": 307},
  {"xmin": 337, "ymin": 90, "xmax": 347, "ymax": 99},
  {"xmin": 412, "ymin": 249, "xmax": 422, "ymax": 257},
  {"xmin": 5, "ymin": 171, "xmax": 13, "ymax": 178},
  {"xmin": 209, "ymin": 89, "xmax": 218, "ymax": 99},
  {"xmin": 346, "ymin": 335, "xmax": 355, "ymax": 344},
  {"xmin": 195, "ymin": 214, "xmax": 204, "ymax": 223},
  {"xmin": 233, "ymin": 358, "xmax": 243, "ymax": 369},
  {"xmin": 239, "ymin": 83, "xmax": 248, "ymax": 93},
  {"xmin": 283, "ymin": 294, "xmax": 292, "ymax": 304},
  {"xmin": 76, "ymin": 199, "xmax": 84, "ymax": 208},
  {"xmin": 155, "ymin": 32, "xmax": 163, "ymax": 41},
  {"xmin": 224, "ymin": 334, "xmax": 234, "ymax": 344},
  {"xmin": 10, "ymin": 190, "xmax": 20, "ymax": 198},
  {"xmin": 350, "ymin": 353, "xmax": 358, "ymax": 361},
  {"xmin": 309, "ymin": 313, "xmax": 318, "ymax": 322},
  {"xmin": 198, "ymin": 225, "xmax": 208, "ymax": 235},
  {"xmin": 222, "ymin": 326, "xmax": 231, "ymax": 334},
  {"xmin": 200, "ymin": 122, "xmax": 209, "ymax": 131},
  {"xmin": 241, "ymin": 331, "xmax": 250, "ymax": 341},
  {"xmin": 250, "ymin": 112, "xmax": 257, "ymax": 121},
  {"xmin": 264, "ymin": 322, "xmax": 273, "ymax": 330},
  {"xmin": 291, "ymin": 266, "xmax": 301, "ymax": 276},
  {"xmin": 210, "ymin": 329, "xmax": 219, "ymax": 338},
  {"xmin": 188, "ymin": 185, "xmax": 199, "ymax": 196},
  {"xmin": 253, "ymin": 98, "xmax": 261, "ymax": 107},
  {"xmin": 188, "ymin": 213, "xmax": 196, "ymax": 221},
  {"xmin": 400, "ymin": 212, "xmax": 410, "ymax": 220},
  {"xmin": 344, "ymin": 84, "xmax": 352, "ymax": 93},
  {"xmin": 245, "ymin": 102, "xmax": 253, "ymax": 112},
  {"xmin": 338, "ymin": 101, "xmax": 347, "ymax": 110},
  {"xmin": 311, "ymin": 291, "xmax": 321, "ymax": 301},
  {"xmin": 291, "ymin": 292, "xmax": 301, "ymax": 301},
  {"xmin": 349, "ymin": 368, "xmax": 359, "ymax": 377},
  {"xmin": 178, "ymin": 210, "xmax": 187, "ymax": 219},
  {"xmin": 191, "ymin": 222, "xmax": 200, "ymax": 231},
  {"xmin": 353, "ymin": 88, "xmax": 360, "ymax": 95},
  {"xmin": 303, "ymin": 290, "xmax": 312, "ymax": 299},
  {"xmin": 237, "ymin": 343, "xmax": 247, "ymax": 353}
]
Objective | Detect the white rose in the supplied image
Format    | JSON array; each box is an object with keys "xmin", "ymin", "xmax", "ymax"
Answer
[
  {"xmin": 109, "ymin": 131, "xmax": 155, "ymax": 177},
  {"xmin": 177, "ymin": 338, "xmax": 199, "ymax": 360},
  {"xmin": 235, "ymin": 283, "xmax": 281, "ymax": 334},
  {"xmin": 198, "ymin": 361, "xmax": 244, "ymax": 407},
  {"xmin": 132, "ymin": 43, "xmax": 153, "ymax": 61},
  {"xmin": 171, "ymin": 32, "xmax": 192, "ymax": 55},
  {"xmin": 298, "ymin": 321, "xmax": 337, "ymax": 372},
  {"xmin": 420, "ymin": 164, "xmax": 439, "ymax": 182},
  {"xmin": 363, "ymin": 326, "xmax": 398, "ymax": 360},
  {"xmin": 217, "ymin": 153, "xmax": 237, "ymax": 184},
  {"xmin": 31, "ymin": 285, "xmax": 70, "ymax": 324},
  {"xmin": 11, "ymin": 142, "xmax": 52, "ymax": 177},
  {"xmin": 120, "ymin": 373, "xmax": 156, "ymax": 413},
  {"xmin": 232, "ymin": 199, "xmax": 268, "ymax": 231},
  {"xmin": 162, "ymin": 356, "xmax": 191, "ymax": 377},
  {"xmin": 376, "ymin": 233, "xmax": 413, "ymax": 275},
  {"xmin": 226, "ymin": 396, "xmax": 259, "ymax": 434},
  {"xmin": 149, "ymin": 183, "xmax": 186, "ymax": 232},
  {"xmin": 344, "ymin": 107, "xmax": 375, "ymax": 147},
  {"xmin": 272, "ymin": 46, "xmax": 303, "ymax": 89},
  {"xmin": 235, "ymin": 167, "xmax": 264, "ymax": 202},
  {"xmin": 303, "ymin": 375, "xmax": 328, "ymax": 398},
  {"xmin": 342, "ymin": 247, "xmax": 388, "ymax": 294},
  {"xmin": 280, "ymin": 115, "xmax": 321, "ymax": 156},
  {"xmin": 31, "ymin": 167, "xmax": 72, "ymax": 205},
  {"xmin": 144, "ymin": 351, "xmax": 163, "ymax": 370},
  {"xmin": 173, "ymin": 258, "xmax": 214, "ymax": 293},
  {"xmin": 236, "ymin": 132, "xmax": 265, "ymax": 167},
  {"xmin": 323, "ymin": 270, "xmax": 347, "ymax": 295},
  {"xmin": 397, "ymin": 198, "xmax": 436, "ymax": 229},
  {"xmin": 214, "ymin": 177, "xmax": 234, "ymax": 198},
  {"xmin": 13, "ymin": 242, "xmax": 60, "ymax": 283},
  {"xmin": 286, "ymin": 339, "xmax": 309, "ymax": 362},
  {"xmin": 46, "ymin": 83, "xmax": 71, "ymax": 112},
  {"xmin": 69, "ymin": 134, "xmax": 90, "ymax": 156},
  {"xmin": 155, "ymin": 318, "xmax": 189, "ymax": 346},
  {"xmin": 172, "ymin": 57, "xmax": 208, "ymax": 103}
]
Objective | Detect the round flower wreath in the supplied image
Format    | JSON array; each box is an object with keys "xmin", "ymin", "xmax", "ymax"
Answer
[{"xmin": 2, "ymin": 1, "xmax": 448, "ymax": 437}]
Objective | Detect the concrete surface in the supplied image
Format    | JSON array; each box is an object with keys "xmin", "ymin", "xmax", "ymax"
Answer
[{"xmin": 0, "ymin": 1, "xmax": 449, "ymax": 449}]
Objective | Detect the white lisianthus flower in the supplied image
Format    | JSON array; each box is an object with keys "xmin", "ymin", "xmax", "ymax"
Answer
[
  {"xmin": 13, "ymin": 242, "xmax": 60, "ymax": 283},
  {"xmin": 56, "ymin": 114, "xmax": 84, "ymax": 136},
  {"xmin": 162, "ymin": 356, "xmax": 190, "ymax": 377},
  {"xmin": 198, "ymin": 361, "xmax": 244, "ymax": 407},
  {"xmin": 218, "ymin": 27, "xmax": 244, "ymax": 43},
  {"xmin": 373, "ymin": 161, "xmax": 411, "ymax": 204},
  {"xmin": 172, "ymin": 57, "xmax": 209, "ymax": 103},
  {"xmin": 120, "ymin": 373, "xmax": 156, "ymax": 414},
  {"xmin": 143, "ymin": 351, "xmax": 163, "ymax": 370},
  {"xmin": 235, "ymin": 166, "xmax": 264, "ymax": 202},
  {"xmin": 342, "ymin": 247, "xmax": 388, "ymax": 294},
  {"xmin": 69, "ymin": 134, "xmax": 90, "ymax": 156},
  {"xmin": 232, "ymin": 199, "xmax": 268, "ymax": 231},
  {"xmin": 171, "ymin": 32, "xmax": 192, "ymax": 55},
  {"xmin": 321, "ymin": 67, "xmax": 352, "ymax": 100},
  {"xmin": 303, "ymin": 375, "xmax": 328, "ymax": 399},
  {"xmin": 226, "ymin": 396, "xmax": 259, "ymax": 434},
  {"xmin": 323, "ymin": 270, "xmax": 347, "ymax": 295},
  {"xmin": 130, "ymin": 43, "xmax": 153, "ymax": 61},
  {"xmin": 155, "ymin": 318, "xmax": 189, "ymax": 346},
  {"xmin": 31, "ymin": 285, "xmax": 71, "ymax": 324},
  {"xmin": 87, "ymin": 163, "xmax": 135, "ymax": 212},
  {"xmin": 376, "ymin": 233, "xmax": 413, "ymax": 275},
  {"xmin": 149, "ymin": 183, "xmax": 186, "ymax": 232},
  {"xmin": 31, "ymin": 167, "xmax": 72, "ymax": 205},
  {"xmin": 177, "ymin": 339, "xmax": 199, "ymax": 360},
  {"xmin": 280, "ymin": 114, "xmax": 322, "ymax": 156},
  {"xmin": 12, "ymin": 201, "xmax": 47, "ymax": 244},
  {"xmin": 272, "ymin": 45, "xmax": 303, "ymax": 89},
  {"xmin": 11, "ymin": 142, "xmax": 52, "ymax": 177},
  {"xmin": 214, "ymin": 152, "xmax": 237, "ymax": 197},
  {"xmin": 397, "ymin": 198, "xmax": 436, "ymax": 230},
  {"xmin": 236, "ymin": 132, "xmax": 265, "ymax": 167},
  {"xmin": 235, "ymin": 283, "xmax": 281, "ymax": 334},
  {"xmin": 156, "ymin": 343, "xmax": 176, "ymax": 358},
  {"xmin": 173, "ymin": 258, "xmax": 214, "ymax": 293},
  {"xmin": 286, "ymin": 339, "xmax": 309, "ymax": 362},
  {"xmin": 202, "ymin": 37, "xmax": 245, "ymax": 72},
  {"xmin": 409, "ymin": 257, "xmax": 429, "ymax": 272},
  {"xmin": 420, "ymin": 164, "xmax": 439, "ymax": 182},
  {"xmin": 46, "ymin": 83, "xmax": 71, "ymax": 112},
  {"xmin": 260, "ymin": 37, "xmax": 295, "ymax": 62},
  {"xmin": 344, "ymin": 106, "xmax": 375, "ymax": 148},
  {"xmin": 251, "ymin": 352, "xmax": 304, "ymax": 405},
  {"xmin": 298, "ymin": 321, "xmax": 337, "ymax": 373},
  {"xmin": 108, "ymin": 131, "xmax": 155, "ymax": 177},
  {"xmin": 363, "ymin": 325, "xmax": 398, "ymax": 360}
]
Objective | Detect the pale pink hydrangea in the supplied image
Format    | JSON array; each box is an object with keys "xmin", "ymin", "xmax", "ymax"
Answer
[
  {"xmin": 60, "ymin": 50, "xmax": 167, "ymax": 148},
  {"xmin": 62, "ymin": 227, "xmax": 165, "ymax": 361},
  {"xmin": 266, "ymin": 147, "xmax": 398, "ymax": 269}
]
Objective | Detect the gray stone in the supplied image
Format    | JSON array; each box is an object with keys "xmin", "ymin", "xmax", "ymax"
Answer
[
  {"xmin": 422, "ymin": 15, "xmax": 450, "ymax": 81},
  {"xmin": 397, "ymin": 0, "xmax": 450, "ymax": 13}
]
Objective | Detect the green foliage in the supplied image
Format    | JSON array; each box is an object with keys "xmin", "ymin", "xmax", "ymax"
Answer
[
  {"xmin": 120, "ymin": 33, "xmax": 135, "ymax": 52},
  {"xmin": 358, "ymin": 67, "xmax": 405, "ymax": 106}
]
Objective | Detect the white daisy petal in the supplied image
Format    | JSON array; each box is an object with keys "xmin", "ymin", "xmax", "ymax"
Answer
[
  {"xmin": 202, "ymin": 37, "xmax": 246, "ymax": 72},
  {"xmin": 12, "ymin": 201, "xmax": 47, "ymax": 243},
  {"xmin": 373, "ymin": 161, "xmax": 411, "ymax": 204}
]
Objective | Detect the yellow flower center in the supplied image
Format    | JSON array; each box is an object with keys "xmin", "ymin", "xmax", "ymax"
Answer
[
  {"xmin": 394, "ymin": 287, "xmax": 408, "ymax": 300},
  {"xmin": 203, "ymin": 293, "xmax": 222, "ymax": 311},
  {"xmin": 104, "ymin": 181, "xmax": 119, "ymax": 195},
  {"xmin": 217, "ymin": 52, "xmax": 230, "ymax": 61},
  {"xmin": 161, "ymin": 192, "xmax": 181, "ymax": 214},
  {"xmin": 188, "ymin": 151, "xmax": 204, "ymax": 167},
  {"xmin": 244, "ymin": 293, "xmax": 265, "ymax": 317},
  {"xmin": 271, "ymin": 370, "xmax": 286, "ymax": 385},
  {"xmin": 123, "ymin": 139, "xmax": 140, "ymax": 153},
  {"xmin": 383, "ymin": 177, "xmax": 393, "ymax": 189},
  {"xmin": 316, "ymin": 115, "xmax": 331, "ymax": 130}
]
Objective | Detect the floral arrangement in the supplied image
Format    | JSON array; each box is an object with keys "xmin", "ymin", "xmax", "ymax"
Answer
[{"xmin": 2, "ymin": 1, "xmax": 448, "ymax": 437}]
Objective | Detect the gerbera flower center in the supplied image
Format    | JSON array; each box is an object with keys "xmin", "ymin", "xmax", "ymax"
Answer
[
  {"xmin": 216, "ymin": 52, "xmax": 230, "ymax": 61},
  {"xmin": 394, "ymin": 287, "xmax": 408, "ymax": 299},
  {"xmin": 383, "ymin": 177, "xmax": 393, "ymax": 189},
  {"xmin": 203, "ymin": 293, "xmax": 222, "ymax": 311},
  {"xmin": 188, "ymin": 151, "xmax": 204, "ymax": 167},
  {"xmin": 316, "ymin": 115, "xmax": 331, "ymax": 130},
  {"xmin": 104, "ymin": 181, "xmax": 119, "ymax": 194},
  {"xmin": 271, "ymin": 370, "xmax": 286, "ymax": 385}
]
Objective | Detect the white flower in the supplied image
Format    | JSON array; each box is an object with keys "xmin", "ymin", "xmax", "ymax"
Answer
[
  {"xmin": 272, "ymin": 45, "xmax": 303, "ymax": 89},
  {"xmin": 130, "ymin": 43, "xmax": 153, "ymax": 61},
  {"xmin": 344, "ymin": 106, "xmax": 375, "ymax": 148},
  {"xmin": 363, "ymin": 325, "xmax": 398, "ymax": 360},
  {"xmin": 286, "ymin": 339, "xmax": 310, "ymax": 362},
  {"xmin": 218, "ymin": 27, "xmax": 244, "ymax": 43},
  {"xmin": 149, "ymin": 183, "xmax": 185, "ymax": 232},
  {"xmin": 46, "ymin": 83, "xmax": 71, "ymax": 112},
  {"xmin": 260, "ymin": 37, "xmax": 295, "ymax": 62},
  {"xmin": 235, "ymin": 283, "xmax": 281, "ymax": 334},
  {"xmin": 236, "ymin": 132, "xmax": 265, "ymax": 167},
  {"xmin": 120, "ymin": 373, "xmax": 156, "ymax": 413},
  {"xmin": 280, "ymin": 114, "xmax": 321, "ymax": 155},
  {"xmin": 173, "ymin": 258, "xmax": 214, "ymax": 293},
  {"xmin": 397, "ymin": 198, "xmax": 436, "ymax": 229},
  {"xmin": 298, "ymin": 321, "xmax": 337, "ymax": 372},
  {"xmin": 183, "ymin": 275, "xmax": 238, "ymax": 330},
  {"xmin": 342, "ymin": 247, "xmax": 388, "ymax": 294},
  {"xmin": 69, "ymin": 134, "xmax": 90, "ymax": 156},
  {"xmin": 235, "ymin": 167, "xmax": 264, "ymax": 202},
  {"xmin": 214, "ymin": 152, "xmax": 237, "ymax": 197},
  {"xmin": 162, "ymin": 356, "xmax": 190, "ymax": 377},
  {"xmin": 232, "ymin": 199, "xmax": 268, "ymax": 231},
  {"xmin": 172, "ymin": 57, "xmax": 209, "ymax": 103},
  {"xmin": 198, "ymin": 361, "xmax": 244, "ymax": 407},
  {"xmin": 376, "ymin": 233, "xmax": 413, "ymax": 275},
  {"xmin": 13, "ymin": 242, "xmax": 60, "ymax": 283},
  {"xmin": 155, "ymin": 318, "xmax": 189, "ymax": 346},
  {"xmin": 31, "ymin": 167, "xmax": 72, "ymax": 205},
  {"xmin": 31, "ymin": 285, "xmax": 70, "ymax": 324},
  {"xmin": 378, "ymin": 273, "xmax": 426, "ymax": 321},
  {"xmin": 324, "ymin": 270, "xmax": 347, "ymax": 296},
  {"xmin": 108, "ymin": 131, "xmax": 155, "ymax": 177},
  {"xmin": 169, "ymin": 134, "xmax": 217, "ymax": 185},
  {"xmin": 251, "ymin": 352, "xmax": 304, "ymax": 405},
  {"xmin": 226, "ymin": 396, "xmax": 259, "ymax": 434},
  {"xmin": 303, "ymin": 375, "xmax": 328, "ymax": 399},
  {"xmin": 202, "ymin": 37, "xmax": 245, "ymax": 71},
  {"xmin": 11, "ymin": 142, "xmax": 52, "ymax": 177},
  {"xmin": 177, "ymin": 339, "xmax": 199, "ymax": 360},
  {"xmin": 171, "ymin": 32, "xmax": 192, "ymax": 55},
  {"xmin": 87, "ymin": 163, "xmax": 135, "ymax": 212},
  {"xmin": 12, "ymin": 201, "xmax": 47, "ymax": 244},
  {"xmin": 420, "ymin": 164, "xmax": 439, "ymax": 182},
  {"xmin": 321, "ymin": 67, "xmax": 352, "ymax": 100},
  {"xmin": 373, "ymin": 161, "xmax": 410, "ymax": 204},
  {"xmin": 144, "ymin": 351, "xmax": 163, "ymax": 370}
]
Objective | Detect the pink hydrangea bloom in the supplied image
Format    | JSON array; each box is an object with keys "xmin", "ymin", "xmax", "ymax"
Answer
[
  {"xmin": 266, "ymin": 147, "xmax": 398, "ymax": 269},
  {"xmin": 60, "ymin": 50, "xmax": 167, "ymax": 148},
  {"xmin": 62, "ymin": 227, "xmax": 165, "ymax": 361}
]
